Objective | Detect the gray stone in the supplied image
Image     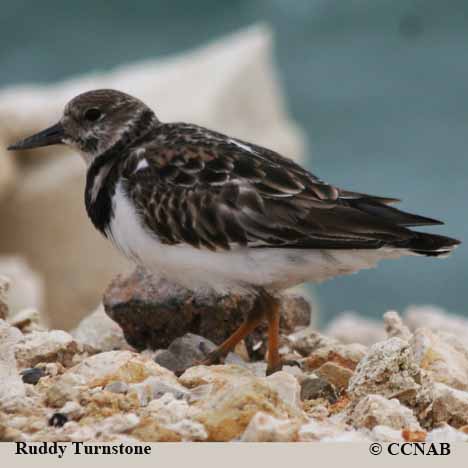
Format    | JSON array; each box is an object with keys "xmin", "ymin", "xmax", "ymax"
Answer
[{"xmin": 300, "ymin": 376, "xmax": 338, "ymax": 403}]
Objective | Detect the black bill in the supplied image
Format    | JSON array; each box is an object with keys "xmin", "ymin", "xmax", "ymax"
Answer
[{"xmin": 7, "ymin": 122, "xmax": 65, "ymax": 151}]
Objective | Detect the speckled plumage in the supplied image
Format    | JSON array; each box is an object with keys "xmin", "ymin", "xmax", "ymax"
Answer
[{"xmin": 8, "ymin": 89, "xmax": 460, "ymax": 373}]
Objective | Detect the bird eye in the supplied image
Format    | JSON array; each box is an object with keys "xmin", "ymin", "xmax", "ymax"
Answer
[{"xmin": 84, "ymin": 108, "xmax": 102, "ymax": 122}]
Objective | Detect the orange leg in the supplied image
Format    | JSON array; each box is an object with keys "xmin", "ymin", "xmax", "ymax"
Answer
[
  {"xmin": 201, "ymin": 300, "xmax": 265, "ymax": 365},
  {"xmin": 265, "ymin": 297, "xmax": 282, "ymax": 375},
  {"xmin": 201, "ymin": 289, "xmax": 283, "ymax": 375}
]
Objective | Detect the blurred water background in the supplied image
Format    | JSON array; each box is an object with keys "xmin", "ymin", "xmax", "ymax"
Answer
[{"xmin": 1, "ymin": 0, "xmax": 467, "ymax": 323}]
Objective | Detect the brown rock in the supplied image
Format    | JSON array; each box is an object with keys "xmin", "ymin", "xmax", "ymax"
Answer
[
  {"xmin": 103, "ymin": 268, "xmax": 310, "ymax": 352},
  {"xmin": 315, "ymin": 362, "xmax": 354, "ymax": 390}
]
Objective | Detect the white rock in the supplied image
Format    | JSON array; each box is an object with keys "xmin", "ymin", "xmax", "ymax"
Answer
[
  {"xmin": 264, "ymin": 371, "xmax": 301, "ymax": 409},
  {"xmin": 15, "ymin": 329, "xmax": 81, "ymax": 368},
  {"xmin": 129, "ymin": 376, "xmax": 188, "ymax": 406},
  {"xmin": 371, "ymin": 425, "xmax": 404, "ymax": 442},
  {"xmin": 411, "ymin": 328, "xmax": 468, "ymax": 391},
  {"xmin": 146, "ymin": 393, "xmax": 190, "ymax": 425},
  {"xmin": 59, "ymin": 401, "xmax": 84, "ymax": 419},
  {"xmin": 298, "ymin": 418, "xmax": 348, "ymax": 441},
  {"xmin": 71, "ymin": 304, "xmax": 129, "ymax": 352},
  {"xmin": 104, "ymin": 381, "xmax": 129, "ymax": 394},
  {"xmin": 349, "ymin": 395, "xmax": 421, "ymax": 431},
  {"xmin": 426, "ymin": 424, "xmax": 468, "ymax": 442},
  {"xmin": 0, "ymin": 25, "xmax": 305, "ymax": 331},
  {"xmin": 384, "ymin": 310, "xmax": 412, "ymax": 341},
  {"xmin": 166, "ymin": 419, "xmax": 208, "ymax": 442},
  {"xmin": 68, "ymin": 350, "xmax": 178, "ymax": 389},
  {"xmin": 405, "ymin": 305, "xmax": 468, "ymax": 343},
  {"xmin": 95, "ymin": 413, "xmax": 140, "ymax": 434},
  {"xmin": 324, "ymin": 311, "xmax": 386, "ymax": 346},
  {"xmin": 0, "ymin": 320, "xmax": 25, "ymax": 404},
  {"xmin": 348, "ymin": 337, "xmax": 422, "ymax": 403},
  {"xmin": 241, "ymin": 412, "xmax": 298, "ymax": 442}
]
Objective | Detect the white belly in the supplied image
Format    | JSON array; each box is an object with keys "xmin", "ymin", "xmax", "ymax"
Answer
[{"xmin": 107, "ymin": 182, "xmax": 408, "ymax": 294}]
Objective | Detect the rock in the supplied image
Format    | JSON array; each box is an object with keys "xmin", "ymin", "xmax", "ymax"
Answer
[
  {"xmin": 59, "ymin": 401, "xmax": 84, "ymax": 420},
  {"xmin": 154, "ymin": 333, "xmax": 217, "ymax": 374},
  {"xmin": 348, "ymin": 338, "xmax": 423, "ymax": 405},
  {"xmin": 179, "ymin": 365, "xmax": 303, "ymax": 441},
  {"xmin": 9, "ymin": 308, "xmax": 43, "ymax": 333},
  {"xmin": 131, "ymin": 393, "xmax": 206, "ymax": 442},
  {"xmin": 104, "ymin": 381, "xmax": 129, "ymax": 394},
  {"xmin": 404, "ymin": 305, "xmax": 468, "ymax": 343},
  {"xmin": 384, "ymin": 310, "xmax": 412, "ymax": 341},
  {"xmin": 66, "ymin": 350, "xmax": 179, "ymax": 388},
  {"xmin": 287, "ymin": 327, "xmax": 338, "ymax": 357},
  {"xmin": 301, "ymin": 340, "xmax": 366, "ymax": 389},
  {"xmin": 241, "ymin": 412, "xmax": 299, "ymax": 442},
  {"xmin": 410, "ymin": 328, "xmax": 468, "ymax": 391},
  {"xmin": 0, "ymin": 258, "xmax": 44, "ymax": 319},
  {"xmin": 0, "ymin": 25, "xmax": 305, "ymax": 331},
  {"xmin": 128, "ymin": 376, "xmax": 188, "ymax": 406},
  {"xmin": 20, "ymin": 367, "xmax": 45, "ymax": 385},
  {"xmin": 0, "ymin": 320, "xmax": 25, "ymax": 404},
  {"xmin": 315, "ymin": 362, "xmax": 354, "ymax": 390},
  {"xmin": 71, "ymin": 304, "xmax": 130, "ymax": 352},
  {"xmin": 95, "ymin": 413, "xmax": 140, "ymax": 434},
  {"xmin": 349, "ymin": 395, "xmax": 421, "ymax": 431},
  {"xmin": 45, "ymin": 373, "xmax": 82, "ymax": 407},
  {"xmin": 265, "ymin": 371, "xmax": 301, "ymax": 408},
  {"xmin": 298, "ymin": 419, "xmax": 349, "ymax": 441},
  {"xmin": 302, "ymin": 341, "xmax": 367, "ymax": 371},
  {"xmin": 0, "ymin": 276, "xmax": 10, "ymax": 320},
  {"xmin": 300, "ymin": 376, "xmax": 338, "ymax": 403},
  {"xmin": 324, "ymin": 312, "xmax": 386, "ymax": 346},
  {"xmin": 14, "ymin": 330, "xmax": 82, "ymax": 368},
  {"xmin": 426, "ymin": 424, "xmax": 468, "ymax": 442},
  {"xmin": 428, "ymin": 383, "xmax": 468, "ymax": 429},
  {"xmin": 103, "ymin": 268, "xmax": 310, "ymax": 351},
  {"xmin": 371, "ymin": 425, "xmax": 404, "ymax": 442}
]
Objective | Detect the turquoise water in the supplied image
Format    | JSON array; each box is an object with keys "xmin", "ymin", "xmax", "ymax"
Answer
[{"xmin": 1, "ymin": 0, "xmax": 467, "ymax": 322}]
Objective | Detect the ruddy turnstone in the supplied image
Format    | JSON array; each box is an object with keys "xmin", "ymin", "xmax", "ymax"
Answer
[{"xmin": 8, "ymin": 89, "xmax": 460, "ymax": 374}]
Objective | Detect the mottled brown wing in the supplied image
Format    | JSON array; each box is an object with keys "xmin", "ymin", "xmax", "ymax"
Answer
[{"xmin": 122, "ymin": 124, "xmax": 439, "ymax": 251}]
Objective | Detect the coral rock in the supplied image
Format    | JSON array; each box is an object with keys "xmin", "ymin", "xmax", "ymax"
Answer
[
  {"xmin": 411, "ymin": 328, "xmax": 468, "ymax": 391},
  {"xmin": 15, "ymin": 330, "xmax": 82, "ymax": 368},
  {"xmin": 348, "ymin": 337, "xmax": 422, "ymax": 404},
  {"xmin": 241, "ymin": 412, "xmax": 299, "ymax": 442},
  {"xmin": 72, "ymin": 305, "xmax": 130, "ymax": 352},
  {"xmin": 429, "ymin": 383, "xmax": 468, "ymax": 429},
  {"xmin": 349, "ymin": 394, "xmax": 421, "ymax": 431},
  {"xmin": 0, "ymin": 320, "xmax": 25, "ymax": 405}
]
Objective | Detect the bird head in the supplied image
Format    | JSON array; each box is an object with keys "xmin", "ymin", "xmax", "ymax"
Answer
[{"xmin": 8, "ymin": 89, "xmax": 157, "ymax": 164}]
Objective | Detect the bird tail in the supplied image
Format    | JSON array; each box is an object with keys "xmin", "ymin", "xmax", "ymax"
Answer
[{"xmin": 402, "ymin": 232, "xmax": 461, "ymax": 257}]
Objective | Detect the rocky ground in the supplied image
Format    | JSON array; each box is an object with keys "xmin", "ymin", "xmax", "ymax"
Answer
[{"xmin": 1, "ymin": 270, "xmax": 468, "ymax": 443}]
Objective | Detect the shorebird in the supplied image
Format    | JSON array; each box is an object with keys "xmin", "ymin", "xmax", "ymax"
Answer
[{"xmin": 8, "ymin": 89, "xmax": 460, "ymax": 374}]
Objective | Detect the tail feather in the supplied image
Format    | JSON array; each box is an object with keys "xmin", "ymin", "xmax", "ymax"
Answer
[
  {"xmin": 348, "ymin": 197, "xmax": 443, "ymax": 227},
  {"xmin": 403, "ymin": 232, "xmax": 461, "ymax": 257}
]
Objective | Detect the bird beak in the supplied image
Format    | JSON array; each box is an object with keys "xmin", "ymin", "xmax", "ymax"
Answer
[{"xmin": 7, "ymin": 122, "xmax": 66, "ymax": 151}]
